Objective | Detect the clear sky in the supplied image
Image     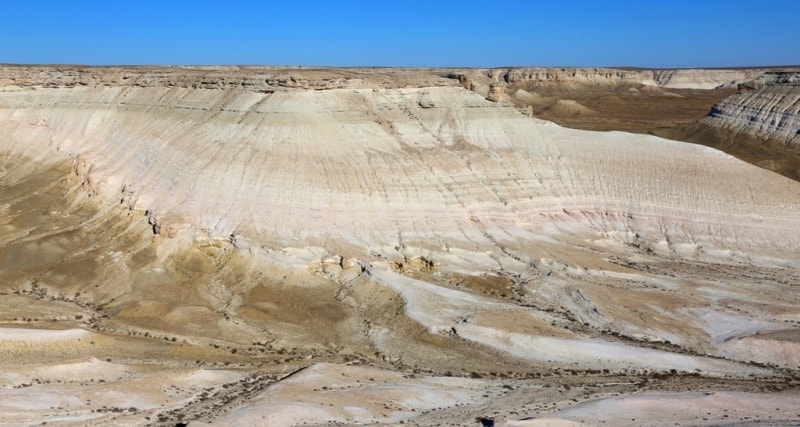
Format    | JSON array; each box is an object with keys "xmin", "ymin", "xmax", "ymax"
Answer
[{"xmin": 2, "ymin": 0, "xmax": 798, "ymax": 68}]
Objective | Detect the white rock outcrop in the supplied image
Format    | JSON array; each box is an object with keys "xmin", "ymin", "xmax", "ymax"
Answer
[
  {"xmin": 702, "ymin": 72, "xmax": 800, "ymax": 145},
  {"xmin": 1, "ymin": 67, "xmax": 799, "ymax": 257},
  {"xmin": 496, "ymin": 67, "xmax": 769, "ymax": 89}
]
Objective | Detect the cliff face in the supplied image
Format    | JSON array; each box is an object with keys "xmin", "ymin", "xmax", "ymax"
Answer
[
  {"xmin": 494, "ymin": 67, "xmax": 767, "ymax": 89},
  {"xmin": 500, "ymin": 67, "xmax": 652, "ymax": 86},
  {"xmin": 702, "ymin": 72, "xmax": 800, "ymax": 145},
  {"xmin": 650, "ymin": 69, "xmax": 765, "ymax": 89}
]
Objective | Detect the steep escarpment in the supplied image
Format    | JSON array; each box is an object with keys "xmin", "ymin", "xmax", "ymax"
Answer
[
  {"xmin": 651, "ymin": 68, "xmax": 766, "ymax": 89},
  {"xmin": 702, "ymin": 72, "xmax": 800, "ymax": 145},
  {"xmin": 487, "ymin": 67, "xmax": 768, "ymax": 89},
  {"xmin": 1, "ymin": 66, "xmax": 800, "ymax": 425},
  {"xmin": 650, "ymin": 72, "xmax": 800, "ymax": 180}
]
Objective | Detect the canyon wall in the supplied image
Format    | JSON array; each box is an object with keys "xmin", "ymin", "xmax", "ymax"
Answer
[
  {"xmin": 702, "ymin": 72, "xmax": 800, "ymax": 145},
  {"xmin": 492, "ymin": 67, "xmax": 768, "ymax": 89}
]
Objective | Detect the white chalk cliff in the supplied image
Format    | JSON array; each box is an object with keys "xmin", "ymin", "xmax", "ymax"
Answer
[
  {"xmin": 494, "ymin": 67, "xmax": 765, "ymax": 89},
  {"xmin": 2, "ymin": 67, "xmax": 798, "ymax": 255},
  {"xmin": 1, "ymin": 66, "xmax": 800, "ymax": 425},
  {"xmin": 703, "ymin": 72, "xmax": 800, "ymax": 145}
]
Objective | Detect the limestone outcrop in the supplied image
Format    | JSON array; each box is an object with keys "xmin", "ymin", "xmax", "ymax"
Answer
[
  {"xmin": 3, "ymin": 68, "xmax": 799, "ymax": 257},
  {"xmin": 702, "ymin": 72, "xmax": 800, "ymax": 145},
  {"xmin": 650, "ymin": 68, "xmax": 765, "ymax": 89},
  {"xmin": 489, "ymin": 67, "xmax": 788, "ymax": 89},
  {"xmin": 2, "ymin": 66, "xmax": 800, "ymax": 426},
  {"xmin": 485, "ymin": 83, "xmax": 506, "ymax": 102}
]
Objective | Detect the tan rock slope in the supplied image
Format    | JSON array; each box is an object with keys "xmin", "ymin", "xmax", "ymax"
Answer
[{"xmin": 0, "ymin": 66, "xmax": 799, "ymax": 426}]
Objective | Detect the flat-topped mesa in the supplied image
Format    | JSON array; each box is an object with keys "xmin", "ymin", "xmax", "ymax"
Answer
[{"xmin": 703, "ymin": 72, "xmax": 800, "ymax": 145}]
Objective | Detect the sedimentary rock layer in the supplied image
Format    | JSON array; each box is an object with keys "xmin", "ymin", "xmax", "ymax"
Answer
[
  {"xmin": 1, "ymin": 66, "xmax": 799, "ymax": 425},
  {"xmin": 703, "ymin": 72, "xmax": 800, "ymax": 145},
  {"xmin": 493, "ymin": 67, "xmax": 769, "ymax": 89},
  {"xmin": 2, "ymin": 67, "xmax": 799, "ymax": 256}
]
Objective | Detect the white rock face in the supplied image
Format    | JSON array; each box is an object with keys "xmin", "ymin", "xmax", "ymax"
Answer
[
  {"xmin": 496, "ymin": 67, "xmax": 767, "ymax": 89},
  {"xmin": 703, "ymin": 72, "xmax": 800, "ymax": 144},
  {"xmin": 2, "ymin": 79, "xmax": 799, "ymax": 257},
  {"xmin": 650, "ymin": 68, "xmax": 764, "ymax": 89},
  {"xmin": 2, "ymin": 66, "xmax": 800, "ymax": 425}
]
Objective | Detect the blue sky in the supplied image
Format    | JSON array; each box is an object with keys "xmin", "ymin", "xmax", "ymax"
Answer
[{"xmin": 2, "ymin": 1, "xmax": 798, "ymax": 68}]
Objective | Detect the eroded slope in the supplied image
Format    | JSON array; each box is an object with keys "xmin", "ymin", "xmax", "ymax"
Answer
[{"xmin": 1, "ymin": 66, "xmax": 799, "ymax": 426}]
